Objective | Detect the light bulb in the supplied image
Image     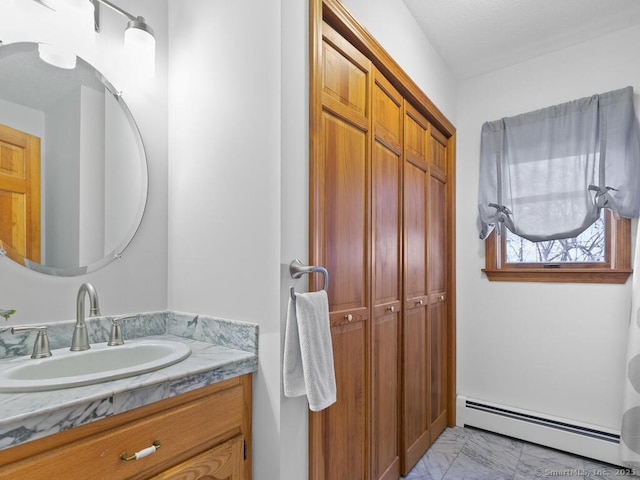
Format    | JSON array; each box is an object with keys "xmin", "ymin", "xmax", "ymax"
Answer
[
  {"xmin": 124, "ymin": 17, "xmax": 155, "ymax": 79},
  {"xmin": 38, "ymin": 43, "xmax": 77, "ymax": 69}
]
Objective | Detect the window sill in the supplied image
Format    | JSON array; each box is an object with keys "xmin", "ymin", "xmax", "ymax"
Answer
[{"xmin": 482, "ymin": 268, "xmax": 632, "ymax": 284}]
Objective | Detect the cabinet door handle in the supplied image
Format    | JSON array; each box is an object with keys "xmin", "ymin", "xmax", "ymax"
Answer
[
  {"xmin": 439, "ymin": 295, "xmax": 445, "ymax": 302},
  {"xmin": 121, "ymin": 440, "xmax": 161, "ymax": 461},
  {"xmin": 345, "ymin": 314, "xmax": 353, "ymax": 322},
  {"xmin": 387, "ymin": 306, "xmax": 396, "ymax": 313},
  {"xmin": 416, "ymin": 300, "xmax": 424, "ymax": 306}
]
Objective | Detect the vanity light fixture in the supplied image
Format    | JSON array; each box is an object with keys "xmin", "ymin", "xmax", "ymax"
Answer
[
  {"xmin": 33, "ymin": 0, "xmax": 94, "ymax": 69},
  {"xmin": 30, "ymin": 0, "xmax": 155, "ymax": 78},
  {"xmin": 37, "ymin": 43, "xmax": 77, "ymax": 69},
  {"xmin": 92, "ymin": 0, "xmax": 156, "ymax": 79}
]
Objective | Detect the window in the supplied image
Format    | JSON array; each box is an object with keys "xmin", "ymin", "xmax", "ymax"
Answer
[
  {"xmin": 505, "ymin": 211, "xmax": 605, "ymax": 264},
  {"xmin": 483, "ymin": 211, "xmax": 631, "ymax": 283},
  {"xmin": 477, "ymin": 87, "xmax": 640, "ymax": 244},
  {"xmin": 477, "ymin": 87, "xmax": 640, "ymax": 283}
]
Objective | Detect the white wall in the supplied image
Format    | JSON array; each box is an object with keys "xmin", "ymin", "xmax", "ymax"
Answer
[
  {"xmin": 78, "ymin": 86, "xmax": 105, "ymax": 267},
  {"xmin": 280, "ymin": 0, "xmax": 310, "ymax": 477},
  {"xmin": 0, "ymin": 98, "xmax": 45, "ymax": 138},
  {"xmin": 456, "ymin": 25, "xmax": 640, "ymax": 431},
  {"xmin": 0, "ymin": 0, "xmax": 169, "ymax": 325},
  {"xmin": 46, "ymin": 91, "xmax": 81, "ymax": 268},
  {"xmin": 167, "ymin": 1, "xmax": 281, "ymax": 479},
  {"xmin": 341, "ymin": 0, "xmax": 457, "ymax": 123}
]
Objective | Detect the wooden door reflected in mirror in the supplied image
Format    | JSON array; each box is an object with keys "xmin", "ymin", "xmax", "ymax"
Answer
[{"xmin": 0, "ymin": 123, "xmax": 40, "ymax": 265}]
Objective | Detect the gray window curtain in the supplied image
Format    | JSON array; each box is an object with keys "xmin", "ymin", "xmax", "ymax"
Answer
[{"xmin": 477, "ymin": 86, "xmax": 640, "ymax": 242}]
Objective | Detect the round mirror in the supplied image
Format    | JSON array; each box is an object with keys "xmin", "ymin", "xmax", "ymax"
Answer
[{"xmin": 0, "ymin": 42, "xmax": 148, "ymax": 276}]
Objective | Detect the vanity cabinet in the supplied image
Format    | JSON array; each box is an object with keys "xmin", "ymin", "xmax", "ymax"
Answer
[{"xmin": 0, "ymin": 374, "xmax": 252, "ymax": 480}]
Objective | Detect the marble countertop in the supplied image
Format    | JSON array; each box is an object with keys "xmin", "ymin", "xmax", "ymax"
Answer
[{"xmin": 0, "ymin": 311, "xmax": 259, "ymax": 450}]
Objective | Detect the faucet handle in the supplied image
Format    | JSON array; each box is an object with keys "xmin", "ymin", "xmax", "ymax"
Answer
[
  {"xmin": 108, "ymin": 315, "xmax": 135, "ymax": 346},
  {"xmin": 11, "ymin": 326, "xmax": 52, "ymax": 359}
]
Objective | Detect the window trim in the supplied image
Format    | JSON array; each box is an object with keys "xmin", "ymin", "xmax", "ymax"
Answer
[{"xmin": 483, "ymin": 211, "xmax": 632, "ymax": 284}]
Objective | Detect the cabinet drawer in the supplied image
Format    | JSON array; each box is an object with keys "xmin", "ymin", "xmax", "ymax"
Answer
[
  {"xmin": 151, "ymin": 434, "xmax": 244, "ymax": 480},
  {"xmin": 2, "ymin": 384, "xmax": 244, "ymax": 480}
]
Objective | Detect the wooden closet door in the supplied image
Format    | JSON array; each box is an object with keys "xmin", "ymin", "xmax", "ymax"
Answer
[
  {"xmin": 371, "ymin": 70, "xmax": 402, "ymax": 480},
  {"xmin": 428, "ymin": 128, "xmax": 450, "ymax": 441},
  {"xmin": 311, "ymin": 5, "xmax": 457, "ymax": 480},
  {"xmin": 401, "ymin": 106, "xmax": 431, "ymax": 475},
  {"xmin": 309, "ymin": 21, "xmax": 371, "ymax": 480}
]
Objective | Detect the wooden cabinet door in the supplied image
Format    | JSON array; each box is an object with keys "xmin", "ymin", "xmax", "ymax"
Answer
[
  {"xmin": 0, "ymin": 123, "xmax": 40, "ymax": 264},
  {"xmin": 402, "ymin": 106, "xmax": 431, "ymax": 475},
  {"xmin": 151, "ymin": 435, "xmax": 244, "ymax": 480},
  {"xmin": 428, "ymin": 129, "xmax": 449, "ymax": 441},
  {"xmin": 371, "ymin": 70, "xmax": 402, "ymax": 480},
  {"xmin": 309, "ymin": 21, "xmax": 371, "ymax": 480}
]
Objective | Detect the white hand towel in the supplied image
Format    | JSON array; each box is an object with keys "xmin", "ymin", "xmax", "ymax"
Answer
[{"xmin": 283, "ymin": 290, "xmax": 336, "ymax": 411}]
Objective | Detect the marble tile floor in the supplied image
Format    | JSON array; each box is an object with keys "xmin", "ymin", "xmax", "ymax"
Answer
[{"xmin": 402, "ymin": 426, "xmax": 640, "ymax": 480}]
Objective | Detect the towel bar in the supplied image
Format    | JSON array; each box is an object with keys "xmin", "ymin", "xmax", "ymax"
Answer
[{"xmin": 289, "ymin": 259, "xmax": 329, "ymax": 301}]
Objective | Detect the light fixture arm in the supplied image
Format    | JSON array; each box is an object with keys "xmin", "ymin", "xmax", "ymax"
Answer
[{"xmin": 92, "ymin": 0, "xmax": 143, "ymax": 33}]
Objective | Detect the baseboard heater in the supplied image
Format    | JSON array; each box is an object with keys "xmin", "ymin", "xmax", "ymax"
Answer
[{"xmin": 457, "ymin": 395, "xmax": 623, "ymax": 467}]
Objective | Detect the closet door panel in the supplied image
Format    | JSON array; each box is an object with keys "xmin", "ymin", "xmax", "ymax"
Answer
[
  {"xmin": 316, "ymin": 109, "xmax": 369, "ymax": 480},
  {"xmin": 430, "ymin": 127, "xmax": 449, "ymax": 174},
  {"xmin": 324, "ymin": 321, "xmax": 368, "ymax": 479},
  {"xmin": 372, "ymin": 142, "xmax": 400, "ymax": 304},
  {"xmin": 403, "ymin": 112, "xmax": 428, "ymax": 305},
  {"xmin": 321, "ymin": 26, "xmax": 369, "ymax": 126},
  {"xmin": 402, "ymin": 107, "xmax": 431, "ymax": 475},
  {"xmin": 372, "ymin": 310, "xmax": 400, "ymax": 479},
  {"xmin": 429, "ymin": 177, "xmax": 447, "ymax": 294},
  {"xmin": 402, "ymin": 158, "xmax": 430, "ymax": 474},
  {"xmin": 428, "ymin": 131, "xmax": 449, "ymax": 441},
  {"xmin": 402, "ymin": 304, "xmax": 430, "ymax": 471},
  {"xmin": 429, "ymin": 297, "xmax": 448, "ymax": 440},
  {"xmin": 403, "ymin": 161, "xmax": 427, "ymax": 301},
  {"xmin": 371, "ymin": 71, "xmax": 402, "ymax": 480},
  {"xmin": 310, "ymin": 21, "xmax": 371, "ymax": 480},
  {"xmin": 323, "ymin": 112, "xmax": 368, "ymax": 312}
]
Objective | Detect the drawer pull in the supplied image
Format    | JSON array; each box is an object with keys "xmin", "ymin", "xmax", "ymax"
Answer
[{"xmin": 121, "ymin": 440, "xmax": 161, "ymax": 461}]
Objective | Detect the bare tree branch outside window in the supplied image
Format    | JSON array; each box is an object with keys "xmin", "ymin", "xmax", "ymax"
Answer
[{"xmin": 505, "ymin": 213, "xmax": 606, "ymax": 263}]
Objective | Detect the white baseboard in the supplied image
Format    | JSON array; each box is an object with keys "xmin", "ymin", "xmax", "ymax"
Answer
[{"xmin": 456, "ymin": 395, "xmax": 622, "ymax": 467}]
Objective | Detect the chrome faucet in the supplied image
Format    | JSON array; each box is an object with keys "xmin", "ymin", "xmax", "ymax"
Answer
[{"xmin": 71, "ymin": 283, "xmax": 101, "ymax": 351}]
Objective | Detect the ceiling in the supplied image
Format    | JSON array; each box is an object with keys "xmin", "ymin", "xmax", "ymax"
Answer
[{"xmin": 402, "ymin": 0, "xmax": 640, "ymax": 79}]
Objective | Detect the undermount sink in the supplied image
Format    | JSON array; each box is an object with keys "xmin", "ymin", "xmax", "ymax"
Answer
[{"xmin": 0, "ymin": 339, "xmax": 191, "ymax": 393}]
